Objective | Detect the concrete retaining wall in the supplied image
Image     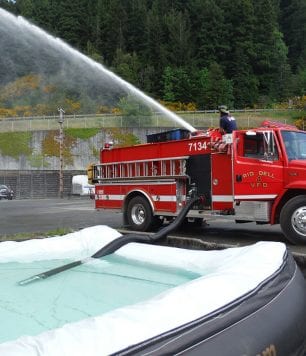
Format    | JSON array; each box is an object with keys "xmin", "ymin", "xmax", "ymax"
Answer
[
  {"xmin": 0, "ymin": 127, "xmax": 192, "ymax": 199},
  {"xmin": 0, "ymin": 127, "xmax": 164, "ymax": 171}
]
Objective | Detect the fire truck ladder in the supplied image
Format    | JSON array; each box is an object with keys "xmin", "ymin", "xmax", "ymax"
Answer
[{"xmin": 93, "ymin": 156, "xmax": 189, "ymax": 182}]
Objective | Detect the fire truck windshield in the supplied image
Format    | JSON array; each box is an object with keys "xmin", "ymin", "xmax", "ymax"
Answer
[{"xmin": 281, "ymin": 131, "xmax": 306, "ymax": 160}]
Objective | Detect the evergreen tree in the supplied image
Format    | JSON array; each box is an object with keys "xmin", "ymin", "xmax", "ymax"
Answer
[
  {"xmin": 164, "ymin": 9, "xmax": 192, "ymax": 67},
  {"xmin": 188, "ymin": 0, "xmax": 226, "ymax": 68},
  {"xmin": 111, "ymin": 49, "xmax": 142, "ymax": 87},
  {"xmin": 95, "ymin": 0, "xmax": 128, "ymax": 65},
  {"xmin": 194, "ymin": 68, "xmax": 209, "ymax": 108},
  {"xmin": 231, "ymin": 48, "xmax": 259, "ymax": 107},
  {"xmin": 162, "ymin": 66, "xmax": 193, "ymax": 103},
  {"xmin": 55, "ymin": 0, "xmax": 90, "ymax": 50},
  {"xmin": 144, "ymin": 1, "xmax": 168, "ymax": 96},
  {"xmin": 280, "ymin": 0, "xmax": 306, "ymax": 72},
  {"xmin": 0, "ymin": 0, "xmax": 17, "ymax": 12},
  {"xmin": 253, "ymin": 0, "xmax": 291, "ymax": 102},
  {"xmin": 271, "ymin": 30, "xmax": 293, "ymax": 101},
  {"xmin": 201, "ymin": 62, "xmax": 233, "ymax": 109},
  {"xmin": 219, "ymin": 0, "xmax": 258, "ymax": 107},
  {"xmin": 16, "ymin": 0, "xmax": 58, "ymax": 35},
  {"xmin": 15, "ymin": 0, "xmax": 35, "ymax": 18},
  {"xmin": 297, "ymin": 69, "xmax": 306, "ymax": 95},
  {"xmin": 124, "ymin": 0, "xmax": 147, "ymax": 55}
]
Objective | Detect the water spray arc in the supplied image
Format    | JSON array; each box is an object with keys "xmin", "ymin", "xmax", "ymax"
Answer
[{"xmin": 0, "ymin": 8, "xmax": 196, "ymax": 133}]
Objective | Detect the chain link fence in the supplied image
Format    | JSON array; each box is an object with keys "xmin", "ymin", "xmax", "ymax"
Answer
[
  {"xmin": 0, "ymin": 170, "xmax": 85, "ymax": 199},
  {"xmin": 0, "ymin": 109, "xmax": 293, "ymax": 133}
]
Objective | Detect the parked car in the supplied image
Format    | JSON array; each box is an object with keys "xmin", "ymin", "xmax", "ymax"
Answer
[{"xmin": 0, "ymin": 185, "xmax": 14, "ymax": 200}]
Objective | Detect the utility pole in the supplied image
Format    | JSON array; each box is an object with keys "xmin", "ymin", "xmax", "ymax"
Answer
[{"xmin": 58, "ymin": 108, "xmax": 65, "ymax": 198}]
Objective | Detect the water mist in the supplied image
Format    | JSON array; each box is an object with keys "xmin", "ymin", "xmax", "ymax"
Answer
[{"xmin": 0, "ymin": 8, "xmax": 196, "ymax": 133}]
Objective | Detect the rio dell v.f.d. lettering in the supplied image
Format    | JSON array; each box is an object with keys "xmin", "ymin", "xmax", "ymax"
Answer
[
  {"xmin": 242, "ymin": 170, "xmax": 275, "ymax": 189},
  {"xmin": 243, "ymin": 171, "xmax": 275, "ymax": 179}
]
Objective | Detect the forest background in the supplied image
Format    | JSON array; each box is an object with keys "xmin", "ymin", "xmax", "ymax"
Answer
[{"xmin": 0, "ymin": 0, "xmax": 306, "ymax": 118}]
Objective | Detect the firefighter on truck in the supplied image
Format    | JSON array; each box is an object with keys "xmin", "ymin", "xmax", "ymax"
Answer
[{"xmin": 88, "ymin": 121, "xmax": 306, "ymax": 245}]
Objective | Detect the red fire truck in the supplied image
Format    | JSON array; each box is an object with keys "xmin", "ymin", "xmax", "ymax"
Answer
[{"xmin": 88, "ymin": 121, "xmax": 306, "ymax": 244}]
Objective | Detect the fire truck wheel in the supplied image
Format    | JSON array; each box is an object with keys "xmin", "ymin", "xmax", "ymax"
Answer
[
  {"xmin": 280, "ymin": 196, "xmax": 306, "ymax": 244},
  {"xmin": 127, "ymin": 196, "xmax": 154, "ymax": 231}
]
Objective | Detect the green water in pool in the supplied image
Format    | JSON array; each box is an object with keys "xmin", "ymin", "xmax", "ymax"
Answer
[{"xmin": 0, "ymin": 254, "xmax": 200, "ymax": 343}]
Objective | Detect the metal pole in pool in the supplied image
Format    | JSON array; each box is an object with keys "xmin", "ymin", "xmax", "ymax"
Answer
[{"xmin": 58, "ymin": 108, "xmax": 65, "ymax": 198}]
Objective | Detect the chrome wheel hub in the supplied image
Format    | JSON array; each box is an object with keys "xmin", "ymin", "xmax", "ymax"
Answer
[
  {"xmin": 291, "ymin": 206, "xmax": 306, "ymax": 237},
  {"xmin": 131, "ymin": 204, "xmax": 145, "ymax": 225}
]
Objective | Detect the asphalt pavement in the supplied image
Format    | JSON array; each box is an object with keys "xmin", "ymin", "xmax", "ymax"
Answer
[
  {"xmin": 0, "ymin": 197, "xmax": 123, "ymax": 236},
  {"xmin": 1, "ymin": 197, "xmax": 306, "ymax": 273}
]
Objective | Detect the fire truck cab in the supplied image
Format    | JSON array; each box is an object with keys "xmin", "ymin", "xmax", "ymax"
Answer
[{"xmin": 89, "ymin": 122, "xmax": 306, "ymax": 244}]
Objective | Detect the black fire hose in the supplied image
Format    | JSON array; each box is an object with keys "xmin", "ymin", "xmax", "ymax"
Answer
[{"xmin": 19, "ymin": 197, "xmax": 199, "ymax": 286}]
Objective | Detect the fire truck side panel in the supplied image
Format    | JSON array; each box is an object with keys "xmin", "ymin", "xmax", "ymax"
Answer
[
  {"xmin": 95, "ymin": 181, "xmax": 178, "ymax": 213},
  {"xmin": 95, "ymin": 184, "xmax": 124, "ymax": 209},
  {"xmin": 100, "ymin": 135, "xmax": 216, "ymax": 164},
  {"xmin": 211, "ymin": 152, "xmax": 234, "ymax": 210}
]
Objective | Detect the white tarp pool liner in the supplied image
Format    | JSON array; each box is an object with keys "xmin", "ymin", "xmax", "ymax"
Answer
[{"xmin": 0, "ymin": 225, "xmax": 286, "ymax": 355}]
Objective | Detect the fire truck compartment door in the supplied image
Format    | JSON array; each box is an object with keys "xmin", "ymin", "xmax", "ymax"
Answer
[
  {"xmin": 211, "ymin": 153, "xmax": 233, "ymax": 210},
  {"xmin": 233, "ymin": 131, "xmax": 284, "ymax": 201},
  {"xmin": 185, "ymin": 154, "xmax": 211, "ymax": 206}
]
